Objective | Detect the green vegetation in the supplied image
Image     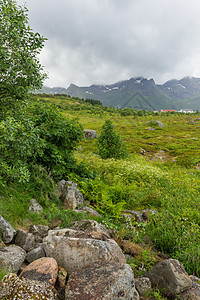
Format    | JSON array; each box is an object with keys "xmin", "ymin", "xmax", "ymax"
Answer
[
  {"xmin": 0, "ymin": 0, "xmax": 46, "ymax": 100},
  {"xmin": 97, "ymin": 119, "xmax": 128, "ymax": 159},
  {"xmin": 26, "ymin": 94, "xmax": 200, "ymax": 278}
]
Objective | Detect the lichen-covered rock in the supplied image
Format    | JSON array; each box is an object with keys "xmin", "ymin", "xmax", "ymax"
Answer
[
  {"xmin": 84, "ymin": 129, "xmax": 97, "ymax": 139},
  {"xmin": 146, "ymin": 259, "xmax": 192, "ymax": 297},
  {"xmin": 20, "ymin": 257, "xmax": 58, "ymax": 286},
  {"xmin": 72, "ymin": 219, "xmax": 111, "ymax": 237},
  {"xmin": 43, "ymin": 234, "xmax": 126, "ymax": 274},
  {"xmin": 14, "ymin": 229, "xmax": 36, "ymax": 251},
  {"xmin": 0, "ymin": 245, "xmax": 26, "ymax": 273},
  {"xmin": 122, "ymin": 210, "xmax": 143, "ymax": 223},
  {"xmin": 29, "ymin": 224, "xmax": 49, "ymax": 243},
  {"xmin": 56, "ymin": 180, "xmax": 84, "ymax": 210},
  {"xmin": 65, "ymin": 262, "xmax": 135, "ymax": 299},
  {"xmin": 0, "ymin": 215, "xmax": 16, "ymax": 243},
  {"xmin": 0, "ymin": 273, "xmax": 58, "ymax": 299},
  {"xmin": 179, "ymin": 275, "xmax": 200, "ymax": 300},
  {"xmin": 135, "ymin": 276, "xmax": 151, "ymax": 296},
  {"xmin": 83, "ymin": 206, "xmax": 102, "ymax": 217},
  {"xmin": 46, "ymin": 226, "xmax": 109, "ymax": 242},
  {"xmin": 29, "ymin": 198, "xmax": 44, "ymax": 213},
  {"xmin": 26, "ymin": 246, "xmax": 46, "ymax": 263}
]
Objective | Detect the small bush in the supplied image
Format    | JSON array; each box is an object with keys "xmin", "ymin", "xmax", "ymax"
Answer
[{"xmin": 97, "ymin": 120, "xmax": 128, "ymax": 159}]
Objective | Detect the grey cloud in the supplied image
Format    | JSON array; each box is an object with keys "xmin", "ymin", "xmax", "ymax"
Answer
[{"xmin": 16, "ymin": 0, "xmax": 200, "ymax": 87}]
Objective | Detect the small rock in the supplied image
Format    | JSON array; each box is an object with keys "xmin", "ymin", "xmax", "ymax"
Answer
[
  {"xmin": 147, "ymin": 127, "xmax": 155, "ymax": 131},
  {"xmin": 0, "ymin": 273, "xmax": 58, "ymax": 299},
  {"xmin": 122, "ymin": 210, "xmax": 143, "ymax": 223},
  {"xmin": 84, "ymin": 129, "xmax": 97, "ymax": 139},
  {"xmin": 25, "ymin": 246, "xmax": 46, "ymax": 263},
  {"xmin": 135, "ymin": 276, "xmax": 151, "ymax": 296},
  {"xmin": 14, "ymin": 229, "xmax": 36, "ymax": 251},
  {"xmin": 20, "ymin": 257, "xmax": 58, "ymax": 286},
  {"xmin": 56, "ymin": 180, "xmax": 84, "ymax": 210},
  {"xmin": 178, "ymin": 275, "xmax": 200, "ymax": 299},
  {"xmin": 0, "ymin": 245, "xmax": 26, "ymax": 273},
  {"xmin": 0, "ymin": 215, "xmax": 16, "ymax": 243},
  {"xmin": 146, "ymin": 259, "xmax": 192, "ymax": 298},
  {"xmin": 29, "ymin": 199, "xmax": 43, "ymax": 214},
  {"xmin": 72, "ymin": 219, "xmax": 111, "ymax": 237},
  {"xmin": 83, "ymin": 206, "xmax": 102, "ymax": 217},
  {"xmin": 29, "ymin": 224, "xmax": 49, "ymax": 243}
]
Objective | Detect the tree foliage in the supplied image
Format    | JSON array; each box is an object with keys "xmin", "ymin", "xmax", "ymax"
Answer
[
  {"xmin": 97, "ymin": 120, "xmax": 128, "ymax": 159},
  {"xmin": 0, "ymin": 0, "xmax": 47, "ymax": 100}
]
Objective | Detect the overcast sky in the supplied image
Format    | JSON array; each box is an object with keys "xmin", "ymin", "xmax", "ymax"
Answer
[{"xmin": 16, "ymin": 0, "xmax": 200, "ymax": 88}]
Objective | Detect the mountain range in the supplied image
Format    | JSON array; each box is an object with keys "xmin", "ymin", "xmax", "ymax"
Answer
[{"xmin": 37, "ymin": 76, "xmax": 200, "ymax": 110}]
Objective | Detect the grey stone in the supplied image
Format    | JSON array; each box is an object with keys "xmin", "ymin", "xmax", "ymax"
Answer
[
  {"xmin": 65, "ymin": 262, "xmax": 135, "ymax": 300},
  {"xmin": 135, "ymin": 276, "xmax": 151, "ymax": 296},
  {"xmin": 155, "ymin": 120, "xmax": 164, "ymax": 127},
  {"xmin": 122, "ymin": 210, "xmax": 143, "ymax": 223},
  {"xmin": 83, "ymin": 206, "xmax": 102, "ymax": 217},
  {"xmin": 179, "ymin": 275, "xmax": 200, "ymax": 299},
  {"xmin": 147, "ymin": 127, "xmax": 155, "ymax": 130},
  {"xmin": 29, "ymin": 199, "xmax": 43, "ymax": 214},
  {"xmin": 29, "ymin": 224, "xmax": 49, "ymax": 243},
  {"xmin": 26, "ymin": 247, "xmax": 46, "ymax": 263},
  {"xmin": 72, "ymin": 219, "xmax": 111, "ymax": 236},
  {"xmin": 146, "ymin": 259, "xmax": 192, "ymax": 297},
  {"xmin": 0, "ymin": 273, "xmax": 58, "ymax": 299},
  {"xmin": 0, "ymin": 245, "xmax": 26, "ymax": 273},
  {"xmin": 56, "ymin": 180, "xmax": 84, "ymax": 210},
  {"xmin": 14, "ymin": 229, "xmax": 36, "ymax": 251},
  {"xmin": 84, "ymin": 129, "xmax": 97, "ymax": 139},
  {"xmin": 0, "ymin": 215, "xmax": 16, "ymax": 243},
  {"xmin": 142, "ymin": 209, "xmax": 157, "ymax": 220},
  {"xmin": 43, "ymin": 234, "xmax": 126, "ymax": 275}
]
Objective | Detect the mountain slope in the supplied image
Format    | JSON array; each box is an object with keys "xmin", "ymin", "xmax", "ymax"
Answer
[{"xmin": 36, "ymin": 76, "xmax": 200, "ymax": 110}]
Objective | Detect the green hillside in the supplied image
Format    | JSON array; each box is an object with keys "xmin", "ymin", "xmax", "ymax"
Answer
[{"xmin": 2, "ymin": 93, "xmax": 200, "ymax": 293}]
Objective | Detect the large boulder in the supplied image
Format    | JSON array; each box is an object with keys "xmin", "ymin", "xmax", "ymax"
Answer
[
  {"xmin": 146, "ymin": 259, "xmax": 192, "ymax": 298},
  {"xmin": 0, "ymin": 215, "xmax": 16, "ymax": 243},
  {"xmin": 43, "ymin": 234, "xmax": 126, "ymax": 274},
  {"xmin": 56, "ymin": 180, "xmax": 84, "ymax": 210},
  {"xmin": 20, "ymin": 257, "xmax": 58, "ymax": 286},
  {"xmin": 0, "ymin": 245, "xmax": 26, "ymax": 273},
  {"xmin": 14, "ymin": 229, "xmax": 36, "ymax": 251},
  {"xmin": 84, "ymin": 129, "xmax": 97, "ymax": 139},
  {"xmin": 0, "ymin": 273, "xmax": 58, "ymax": 299},
  {"xmin": 65, "ymin": 262, "xmax": 135, "ymax": 300}
]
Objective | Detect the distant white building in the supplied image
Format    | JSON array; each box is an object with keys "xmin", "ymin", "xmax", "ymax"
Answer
[{"xmin": 178, "ymin": 109, "xmax": 196, "ymax": 113}]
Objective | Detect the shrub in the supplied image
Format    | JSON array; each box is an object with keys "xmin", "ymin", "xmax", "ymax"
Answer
[
  {"xmin": 97, "ymin": 120, "xmax": 128, "ymax": 159},
  {"xmin": 28, "ymin": 101, "xmax": 84, "ymax": 179}
]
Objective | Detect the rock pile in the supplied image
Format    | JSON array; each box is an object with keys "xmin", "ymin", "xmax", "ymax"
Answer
[{"xmin": 1, "ymin": 181, "xmax": 200, "ymax": 299}]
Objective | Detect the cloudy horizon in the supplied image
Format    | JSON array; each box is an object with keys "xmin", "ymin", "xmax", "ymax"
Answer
[{"xmin": 16, "ymin": 0, "xmax": 200, "ymax": 88}]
